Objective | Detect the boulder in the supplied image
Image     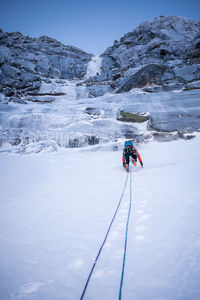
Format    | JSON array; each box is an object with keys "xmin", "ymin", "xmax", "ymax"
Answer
[
  {"xmin": 115, "ymin": 64, "xmax": 166, "ymax": 93},
  {"xmin": 117, "ymin": 111, "xmax": 150, "ymax": 123}
]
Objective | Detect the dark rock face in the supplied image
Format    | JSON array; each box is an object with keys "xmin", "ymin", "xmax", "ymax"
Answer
[
  {"xmin": 115, "ymin": 64, "xmax": 166, "ymax": 93},
  {"xmin": 98, "ymin": 16, "xmax": 200, "ymax": 93},
  {"xmin": 0, "ymin": 29, "xmax": 92, "ymax": 97}
]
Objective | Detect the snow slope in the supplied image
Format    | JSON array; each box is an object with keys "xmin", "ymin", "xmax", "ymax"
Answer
[{"xmin": 0, "ymin": 137, "xmax": 200, "ymax": 300}]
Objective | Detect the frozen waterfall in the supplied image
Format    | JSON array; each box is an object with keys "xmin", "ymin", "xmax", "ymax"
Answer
[{"xmin": 84, "ymin": 55, "xmax": 102, "ymax": 79}]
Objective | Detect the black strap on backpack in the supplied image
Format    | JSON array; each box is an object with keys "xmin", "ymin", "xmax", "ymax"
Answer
[{"xmin": 125, "ymin": 145, "xmax": 136, "ymax": 155}]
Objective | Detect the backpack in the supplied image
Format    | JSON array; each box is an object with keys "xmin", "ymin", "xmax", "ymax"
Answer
[
  {"xmin": 124, "ymin": 140, "xmax": 137, "ymax": 156},
  {"xmin": 124, "ymin": 140, "xmax": 134, "ymax": 148}
]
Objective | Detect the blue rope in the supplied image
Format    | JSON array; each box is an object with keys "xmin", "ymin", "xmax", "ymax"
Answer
[
  {"xmin": 80, "ymin": 173, "xmax": 129, "ymax": 300},
  {"xmin": 119, "ymin": 164, "xmax": 132, "ymax": 300}
]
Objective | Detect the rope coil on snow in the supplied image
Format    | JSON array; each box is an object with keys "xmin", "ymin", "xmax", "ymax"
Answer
[{"xmin": 80, "ymin": 173, "xmax": 129, "ymax": 300}]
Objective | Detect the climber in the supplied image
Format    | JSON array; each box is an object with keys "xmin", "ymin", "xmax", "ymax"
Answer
[{"xmin": 122, "ymin": 140, "xmax": 143, "ymax": 172}]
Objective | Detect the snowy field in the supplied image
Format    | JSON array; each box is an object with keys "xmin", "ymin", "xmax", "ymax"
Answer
[{"xmin": 0, "ymin": 137, "xmax": 200, "ymax": 300}]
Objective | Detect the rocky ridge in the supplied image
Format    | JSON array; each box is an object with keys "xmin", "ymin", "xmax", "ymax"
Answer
[
  {"xmin": 96, "ymin": 15, "xmax": 200, "ymax": 93},
  {"xmin": 0, "ymin": 29, "xmax": 92, "ymax": 99},
  {"xmin": 1, "ymin": 16, "xmax": 200, "ymax": 102}
]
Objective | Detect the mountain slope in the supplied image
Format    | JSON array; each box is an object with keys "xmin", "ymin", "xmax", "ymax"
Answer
[
  {"xmin": 1, "ymin": 16, "xmax": 200, "ymax": 101},
  {"xmin": 0, "ymin": 29, "xmax": 92, "ymax": 97},
  {"xmin": 97, "ymin": 16, "xmax": 200, "ymax": 93}
]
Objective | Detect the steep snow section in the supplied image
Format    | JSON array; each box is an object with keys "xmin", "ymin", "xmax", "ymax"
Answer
[
  {"xmin": 0, "ymin": 137, "xmax": 200, "ymax": 299},
  {"xmin": 84, "ymin": 55, "xmax": 102, "ymax": 79}
]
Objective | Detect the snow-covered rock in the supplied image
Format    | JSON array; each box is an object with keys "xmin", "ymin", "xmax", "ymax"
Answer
[
  {"xmin": 0, "ymin": 29, "xmax": 92, "ymax": 98},
  {"xmin": 173, "ymin": 64, "xmax": 200, "ymax": 82},
  {"xmin": 115, "ymin": 64, "xmax": 166, "ymax": 93},
  {"xmin": 1, "ymin": 16, "xmax": 200, "ymax": 100},
  {"xmin": 98, "ymin": 16, "xmax": 200, "ymax": 93}
]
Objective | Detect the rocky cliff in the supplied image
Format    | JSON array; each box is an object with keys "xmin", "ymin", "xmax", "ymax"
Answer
[
  {"xmin": 1, "ymin": 15, "xmax": 200, "ymax": 101},
  {"xmin": 0, "ymin": 29, "xmax": 92, "ymax": 98},
  {"xmin": 97, "ymin": 16, "xmax": 200, "ymax": 93}
]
